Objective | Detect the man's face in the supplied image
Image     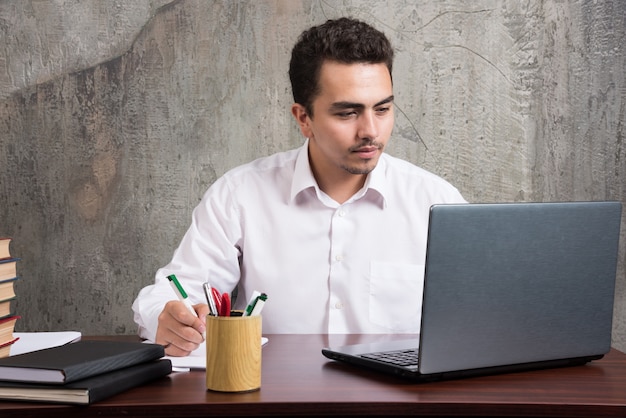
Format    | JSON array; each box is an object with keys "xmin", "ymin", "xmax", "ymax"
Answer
[{"xmin": 292, "ymin": 61, "xmax": 394, "ymax": 185}]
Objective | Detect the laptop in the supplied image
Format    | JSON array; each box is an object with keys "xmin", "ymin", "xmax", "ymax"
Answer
[{"xmin": 322, "ymin": 201, "xmax": 623, "ymax": 382}]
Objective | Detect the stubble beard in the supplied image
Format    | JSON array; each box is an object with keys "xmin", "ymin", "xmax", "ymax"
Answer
[
  {"xmin": 341, "ymin": 164, "xmax": 375, "ymax": 175},
  {"xmin": 342, "ymin": 140, "xmax": 383, "ymax": 175}
]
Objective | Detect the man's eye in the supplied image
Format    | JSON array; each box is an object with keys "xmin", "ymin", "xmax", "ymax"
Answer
[
  {"xmin": 336, "ymin": 111, "xmax": 357, "ymax": 118},
  {"xmin": 376, "ymin": 106, "xmax": 391, "ymax": 114}
]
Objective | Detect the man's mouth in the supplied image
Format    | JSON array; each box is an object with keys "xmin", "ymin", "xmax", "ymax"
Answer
[{"xmin": 352, "ymin": 144, "xmax": 381, "ymax": 159}]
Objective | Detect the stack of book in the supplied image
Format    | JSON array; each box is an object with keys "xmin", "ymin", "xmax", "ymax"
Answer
[
  {"xmin": 0, "ymin": 237, "xmax": 20, "ymax": 358},
  {"xmin": 0, "ymin": 340, "xmax": 171, "ymax": 404}
]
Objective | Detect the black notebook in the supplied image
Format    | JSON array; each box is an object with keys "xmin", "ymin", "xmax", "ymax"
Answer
[
  {"xmin": 0, "ymin": 340, "xmax": 165, "ymax": 384},
  {"xmin": 0, "ymin": 359, "xmax": 172, "ymax": 404}
]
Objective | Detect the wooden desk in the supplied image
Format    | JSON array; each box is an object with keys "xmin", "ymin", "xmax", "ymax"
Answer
[{"xmin": 1, "ymin": 334, "xmax": 625, "ymax": 417}]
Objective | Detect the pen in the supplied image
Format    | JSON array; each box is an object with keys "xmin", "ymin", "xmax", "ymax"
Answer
[
  {"xmin": 210, "ymin": 286, "xmax": 223, "ymax": 316},
  {"xmin": 250, "ymin": 293, "xmax": 267, "ymax": 316},
  {"xmin": 203, "ymin": 282, "xmax": 219, "ymax": 316},
  {"xmin": 243, "ymin": 290, "xmax": 261, "ymax": 316},
  {"xmin": 220, "ymin": 292, "xmax": 231, "ymax": 317},
  {"xmin": 167, "ymin": 274, "xmax": 198, "ymax": 318}
]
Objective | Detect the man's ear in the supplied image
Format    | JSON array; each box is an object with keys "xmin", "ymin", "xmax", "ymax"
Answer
[{"xmin": 291, "ymin": 103, "xmax": 313, "ymax": 138}]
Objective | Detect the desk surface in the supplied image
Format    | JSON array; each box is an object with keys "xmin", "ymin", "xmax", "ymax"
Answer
[{"xmin": 1, "ymin": 334, "xmax": 625, "ymax": 417}]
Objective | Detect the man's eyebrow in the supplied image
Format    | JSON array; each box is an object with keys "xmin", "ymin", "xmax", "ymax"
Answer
[
  {"xmin": 375, "ymin": 95, "xmax": 395, "ymax": 107},
  {"xmin": 329, "ymin": 95, "xmax": 395, "ymax": 111}
]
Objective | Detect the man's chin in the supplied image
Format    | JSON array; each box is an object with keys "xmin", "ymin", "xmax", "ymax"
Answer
[{"xmin": 343, "ymin": 162, "xmax": 378, "ymax": 175}]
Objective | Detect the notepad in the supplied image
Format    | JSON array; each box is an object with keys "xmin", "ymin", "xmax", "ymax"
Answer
[
  {"xmin": 164, "ymin": 337, "xmax": 268, "ymax": 371},
  {"xmin": 11, "ymin": 331, "xmax": 82, "ymax": 356}
]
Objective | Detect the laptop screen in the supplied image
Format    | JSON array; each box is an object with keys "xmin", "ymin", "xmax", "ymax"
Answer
[{"xmin": 418, "ymin": 201, "xmax": 622, "ymax": 374}]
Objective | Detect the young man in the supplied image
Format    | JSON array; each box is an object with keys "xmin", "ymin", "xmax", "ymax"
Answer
[{"xmin": 132, "ymin": 17, "xmax": 466, "ymax": 356}]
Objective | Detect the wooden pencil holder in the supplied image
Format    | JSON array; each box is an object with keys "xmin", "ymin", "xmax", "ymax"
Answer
[{"xmin": 205, "ymin": 313, "xmax": 262, "ymax": 392}]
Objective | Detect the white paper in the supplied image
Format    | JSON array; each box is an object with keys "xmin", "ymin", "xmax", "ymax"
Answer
[
  {"xmin": 10, "ymin": 331, "xmax": 82, "ymax": 356},
  {"xmin": 164, "ymin": 337, "xmax": 269, "ymax": 372}
]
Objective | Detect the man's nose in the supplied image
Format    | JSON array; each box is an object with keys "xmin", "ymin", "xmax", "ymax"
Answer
[{"xmin": 356, "ymin": 111, "xmax": 379, "ymax": 141}]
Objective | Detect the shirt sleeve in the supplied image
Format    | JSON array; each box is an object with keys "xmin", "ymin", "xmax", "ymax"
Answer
[{"xmin": 131, "ymin": 175, "xmax": 243, "ymax": 342}]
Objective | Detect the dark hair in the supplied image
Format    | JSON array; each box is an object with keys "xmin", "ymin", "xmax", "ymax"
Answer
[{"xmin": 289, "ymin": 17, "xmax": 394, "ymax": 116}]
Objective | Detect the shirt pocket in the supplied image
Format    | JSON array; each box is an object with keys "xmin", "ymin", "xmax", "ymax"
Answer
[{"xmin": 369, "ymin": 261, "xmax": 424, "ymax": 332}]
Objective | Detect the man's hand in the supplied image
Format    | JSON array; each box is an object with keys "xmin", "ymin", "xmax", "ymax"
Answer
[{"xmin": 155, "ymin": 300, "xmax": 209, "ymax": 356}]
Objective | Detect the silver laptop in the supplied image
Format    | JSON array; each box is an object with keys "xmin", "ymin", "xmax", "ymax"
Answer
[{"xmin": 322, "ymin": 201, "xmax": 623, "ymax": 382}]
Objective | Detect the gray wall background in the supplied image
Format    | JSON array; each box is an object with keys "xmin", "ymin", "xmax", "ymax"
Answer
[{"xmin": 1, "ymin": 0, "xmax": 624, "ymax": 350}]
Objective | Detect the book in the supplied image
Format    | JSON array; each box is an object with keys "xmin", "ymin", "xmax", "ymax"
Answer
[
  {"xmin": 0, "ymin": 258, "xmax": 19, "ymax": 282},
  {"xmin": 0, "ymin": 340, "xmax": 165, "ymax": 384},
  {"xmin": 0, "ymin": 238, "xmax": 11, "ymax": 260},
  {"xmin": 0, "ymin": 315, "xmax": 19, "ymax": 359},
  {"xmin": 0, "ymin": 277, "xmax": 18, "ymax": 301},
  {"xmin": 0, "ymin": 315, "xmax": 19, "ymax": 345},
  {"xmin": 0, "ymin": 240, "xmax": 18, "ymax": 360},
  {"xmin": 0, "ymin": 297, "xmax": 15, "ymax": 318},
  {"xmin": 0, "ymin": 359, "xmax": 172, "ymax": 405},
  {"xmin": 0, "ymin": 337, "xmax": 19, "ymax": 358}
]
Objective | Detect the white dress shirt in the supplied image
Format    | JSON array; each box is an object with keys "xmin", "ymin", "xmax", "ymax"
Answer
[{"xmin": 132, "ymin": 141, "xmax": 466, "ymax": 342}]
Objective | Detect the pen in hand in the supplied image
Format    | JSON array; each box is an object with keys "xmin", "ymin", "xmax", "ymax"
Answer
[{"xmin": 167, "ymin": 274, "xmax": 205, "ymax": 338}]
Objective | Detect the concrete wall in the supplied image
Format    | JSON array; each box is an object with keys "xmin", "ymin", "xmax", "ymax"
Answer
[{"xmin": 1, "ymin": 0, "xmax": 624, "ymax": 350}]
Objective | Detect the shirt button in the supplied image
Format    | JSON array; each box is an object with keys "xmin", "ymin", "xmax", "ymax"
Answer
[
  {"xmin": 338, "ymin": 210, "xmax": 346, "ymax": 217},
  {"xmin": 335, "ymin": 302, "xmax": 344, "ymax": 309},
  {"xmin": 335, "ymin": 254, "xmax": 344, "ymax": 262}
]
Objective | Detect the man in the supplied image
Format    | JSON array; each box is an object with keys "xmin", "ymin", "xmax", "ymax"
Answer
[{"xmin": 132, "ymin": 17, "xmax": 466, "ymax": 356}]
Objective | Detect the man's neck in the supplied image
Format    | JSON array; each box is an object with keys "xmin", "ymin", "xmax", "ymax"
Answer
[{"xmin": 314, "ymin": 170, "xmax": 367, "ymax": 204}]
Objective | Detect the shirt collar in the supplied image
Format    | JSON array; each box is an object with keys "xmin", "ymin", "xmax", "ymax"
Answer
[
  {"xmin": 361, "ymin": 155, "xmax": 388, "ymax": 208},
  {"xmin": 290, "ymin": 139, "xmax": 388, "ymax": 208},
  {"xmin": 290, "ymin": 140, "xmax": 318, "ymax": 202}
]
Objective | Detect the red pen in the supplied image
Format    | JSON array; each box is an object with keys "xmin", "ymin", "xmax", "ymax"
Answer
[
  {"xmin": 211, "ymin": 287, "xmax": 222, "ymax": 316},
  {"xmin": 220, "ymin": 292, "xmax": 231, "ymax": 317}
]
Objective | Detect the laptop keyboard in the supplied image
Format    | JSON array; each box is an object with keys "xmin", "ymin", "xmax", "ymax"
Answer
[{"xmin": 360, "ymin": 348, "xmax": 420, "ymax": 367}]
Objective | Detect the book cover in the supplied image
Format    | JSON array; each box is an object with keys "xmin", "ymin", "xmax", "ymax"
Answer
[
  {"xmin": 0, "ymin": 359, "xmax": 172, "ymax": 405},
  {"xmin": 0, "ymin": 238, "xmax": 11, "ymax": 260},
  {"xmin": 0, "ymin": 340, "xmax": 165, "ymax": 384}
]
